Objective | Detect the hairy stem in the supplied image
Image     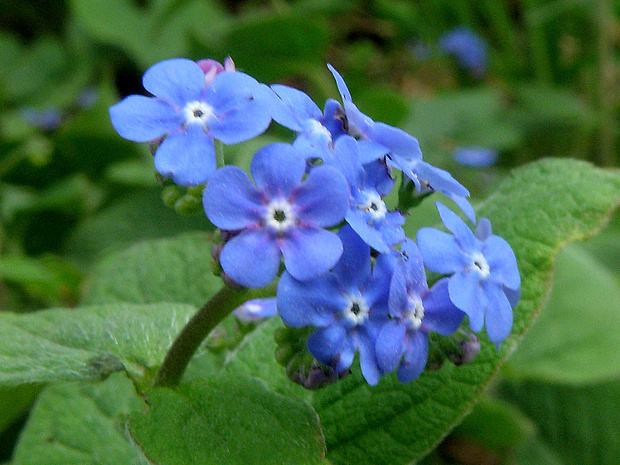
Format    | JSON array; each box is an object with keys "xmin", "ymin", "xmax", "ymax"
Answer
[{"xmin": 153, "ymin": 282, "xmax": 277, "ymax": 388}]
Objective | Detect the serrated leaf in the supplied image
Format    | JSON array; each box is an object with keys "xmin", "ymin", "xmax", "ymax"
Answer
[
  {"xmin": 128, "ymin": 376, "xmax": 326, "ymax": 465},
  {"xmin": 505, "ymin": 243, "xmax": 620, "ymax": 383},
  {"xmin": 12, "ymin": 374, "xmax": 143, "ymax": 465},
  {"xmin": 82, "ymin": 232, "xmax": 220, "ymax": 307},
  {"xmin": 0, "ymin": 302, "xmax": 196, "ymax": 386}
]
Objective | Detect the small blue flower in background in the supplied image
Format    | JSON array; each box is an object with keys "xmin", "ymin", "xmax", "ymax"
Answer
[
  {"xmin": 203, "ymin": 142, "xmax": 349, "ymax": 288},
  {"xmin": 277, "ymin": 225, "xmax": 395, "ymax": 385},
  {"xmin": 453, "ymin": 146, "xmax": 498, "ymax": 168},
  {"xmin": 417, "ymin": 202, "xmax": 520, "ymax": 347},
  {"xmin": 327, "ymin": 64, "xmax": 475, "ymax": 222},
  {"xmin": 375, "ymin": 239, "xmax": 464, "ymax": 383},
  {"xmin": 233, "ymin": 298, "xmax": 277, "ymax": 323},
  {"xmin": 21, "ymin": 107, "xmax": 64, "ymax": 131},
  {"xmin": 438, "ymin": 27, "xmax": 488, "ymax": 79},
  {"xmin": 109, "ymin": 58, "xmax": 276, "ymax": 186}
]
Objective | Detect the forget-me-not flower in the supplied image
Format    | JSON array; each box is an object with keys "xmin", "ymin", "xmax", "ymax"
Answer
[
  {"xmin": 204, "ymin": 142, "xmax": 349, "ymax": 288},
  {"xmin": 417, "ymin": 202, "xmax": 520, "ymax": 346},
  {"xmin": 109, "ymin": 58, "xmax": 275, "ymax": 186},
  {"xmin": 439, "ymin": 27, "xmax": 489, "ymax": 79},
  {"xmin": 277, "ymin": 225, "xmax": 394, "ymax": 385},
  {"xmin": 375, "ymin": 239, "xmax": 464, "ymax": 383}
]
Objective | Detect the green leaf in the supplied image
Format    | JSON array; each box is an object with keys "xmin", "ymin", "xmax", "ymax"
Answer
[
  {"xmin": 12, "ymin": 374, "xmax": 143, "ymax": 465},
  {"xmin": 82, "ymin": 232, "xmax": 220, "ymax": 307},
  {"xmin": 499, "ymin": 377, "xmax": 620, "ymax": 465},
  {"xmin": 505, "ymin": 243, "xmax": 620, "ymax": 383},
  {"xmin": 0, "ymin": 302, "xmax": 196, "ymax": 386},
  {"xmin": 128, "ymin": 376, "xmax": 326, "ymax": 465},
  {"xmin": 306, "ymin": 159, "xmax": 620, "ymax": 465},
  {"xmin": 0, "ymin": 384, "xmax": 40, "ymax": 434}
]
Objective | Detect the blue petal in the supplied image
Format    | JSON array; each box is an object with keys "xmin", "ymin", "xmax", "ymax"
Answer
[
  {"xmin": 451, "ymin": 194, "xmax": 476, "ymax": 224},
  {"xmin": 400, "ymin": 238, "xmax": 427, "ymax": 290},
  {"xmin": 323, "ymin": 135, "xmax": 362, "ymax": 188},
  {"xmin": 233, "ymin": 298, "xmax": 277, "ymax": 322},
  {"xmin": 414, "ymin": 161, "xmax": 470, "ymax": 198},
  {"xmin": 307, "ymin": 324, "xmax": 355, "ymax": 373},
  {"xmin": 332, "ymin": 225, "xmax": 371, "ymax": 291},
  {"xmin": 270, "ymin": 84, "xmax": 321, "ymax": 131},
  {"xmin": 277, "ymin": 272, "xmax": 345, "ymax": 327},
  {"xmin": 203, "ymin": 166, "xmax": 264, "ymax": 230},
  {"xmin": 345, "ymin": 210, "xmax": 390, "ymax": 253},
  {"xmin": 281, "ymin": 227, "xmax": 343, "ymax": 281},
  {"xmin": 356, "ymin": 327, "xmax": 383, "ymax": 385},
  {"xmin": 448, "ymin": 271, "xmax": 486, "ymax": 332},
  {"xmin": 484, "ymin": 235, "xmax": 520, "ymax": 290},
  {"xmin": 250, "ymin": 143, "xmax": 306, "ymax": 198},
  {"xmin": 422, "ymin": 278, "xmax": 465, "ymax": 335},
  {"xmin": 436, "ymin": 202, "xmax": 478, "ymax": 251},
  {"xmin": 219, "ymin": 229, "xmax": 281, "ymax": 288},
  {"xmin": 397, "ymin": 330, "xmax": 429, "ymax": 383},
  {"xmin": 154, "ymin": 125, "xmax": 216, "ymax": 186},
  {"xmin": 109, "ymin": 95, "xmax": 180, "ymax": 142},
  {"xmin": 294, "ymin": 166, "xmax": 350, "ymax": 227},
  {"xmin": 369, "ymin": 122, "xmax": 423, "ymax": 161},
  {"xmin": 206, "ymin": 73, "xmax": 274, "ymax": 144},
  {"xmin": 475, "ymin": 218, "xmax": 492, "ymax": 241},
  {"xmin": 375, "ymin": 319, "xmax": 406, "ymax": 373},
  {"xmin": 417, "ymin": 228, "xmax": 466, "ymax": 274},
  {"xmin": 361, "ymin": 253, "xmax": 394, "ymax": 314},
  {"xmin": 388, "ymin": 262, "xmax": 409, "ymax": 317},
  {"xmin": 327, "ymin": 64, "xmax": 352, "ymax": 102},
  {"xmin": 142, "ymin": 58, "xmax": 205, "ymax": 107},
  {"xmin": 357, "ymin": 140, "xmax": 390, "ymax": 164},
  {"xmin": 483, "ymin": 281, "xmax": 513, "ymax": 347}
]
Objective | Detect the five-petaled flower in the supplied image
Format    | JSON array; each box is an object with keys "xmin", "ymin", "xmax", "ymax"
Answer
[{"xmin": 203, "ymin": 142, "xmax": 349, "ymax": 288}]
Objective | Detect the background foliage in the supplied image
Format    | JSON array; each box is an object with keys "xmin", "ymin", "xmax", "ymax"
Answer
[{"xmin": 1, "ymin": 1, "xmax": 620, "ymax": 464}]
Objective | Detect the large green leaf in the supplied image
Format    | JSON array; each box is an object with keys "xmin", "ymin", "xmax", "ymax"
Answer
[
  {"xmin": 505, "ymin": 243, "xmax": 620, "ymax": 384},
  {"xmin": 11, "ymin": 374, "xmax": 143, "ymax": 465},
  {"xmin": 0, "ymin": 303, "xmax": 196, "ymax": 386},
  {"xmin": 128, "ymin": 376, "xmax": 326, "ymax": 465},
  {"xmin": 82, "ymin": 232, "xmax": 220, "ymax": 307}
]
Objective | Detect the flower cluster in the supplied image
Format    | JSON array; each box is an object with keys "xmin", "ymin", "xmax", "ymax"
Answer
[{"xmin": 110, "ymin": 57, "xmax": 520, "ymax": 386}]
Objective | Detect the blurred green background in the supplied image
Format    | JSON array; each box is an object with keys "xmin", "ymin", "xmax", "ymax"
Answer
[{"xmin": 1, "ymin": 1, "xmax": 619, "ymax": 464}]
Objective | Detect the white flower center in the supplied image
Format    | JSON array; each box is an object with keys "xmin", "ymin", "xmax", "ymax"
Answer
[
  {"xmin": 183, "ymin": 101, "xmax": 214, "ymax": 126},
  {"xmin": 264, "ymin": 199, "xmax": 295, "ymax": 233},
  {"xmin": 406, "ymin": 295, "xmax": 425, "ymax": 330},
  {"xmin": 470, "ymin": 252, "xmax": 490, "ymax": 279},
  {"xmin": 358, "ymin": 192, "xmax": 387, "ymax": 222},
  {"xmin": 343, "ymin": 295, "xmax": 369, "ymax": 325}
]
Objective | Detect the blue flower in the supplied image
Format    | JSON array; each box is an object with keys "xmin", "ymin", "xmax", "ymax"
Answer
[
  {"xmin": 439, "ymin": 27, "xmax": 488, "ymax": 79},
  {"xmin": 277, "ymin": 225, "xmax": 395, "ymax": 385},
  {"xmin": 203, "ymin": 142, "xmax": 349, "ymax": 288},
  {"xmin": 233, "ymin": 298, "xmax": 277, "ymax": 323},
  {"xmin": 375, "ymin": 239, "xmax": 464, "ymax": 383},
  {"xmin": 270, "ymin": 84, "xmax": 346, "ymax": 161},
  {"xmin": 324, "ymin": 135, "xmax": 405, "ymax": 253},
  {"xmin": 416, "ymin": 202, "xmax": 520, "ymax": 346},
  {"xmin": 327, "ymin": 64, "xmax": 475, "ymax": 222},
  {"xmin": 109, "ymin": 58, "xmax": 276, "ymax": 186},
  {"xmin": 453, "ymin": 146, "xmax": 498, "ymax": 168}
]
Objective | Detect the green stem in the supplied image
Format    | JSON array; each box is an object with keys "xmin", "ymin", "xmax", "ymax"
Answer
[
  {"xmin": 596, "ymin": 0, "xmax": 616, "ymax": 166},
  {"xmin": 153, "ymin": 282, "xmax": 277, "ymax": 388}
]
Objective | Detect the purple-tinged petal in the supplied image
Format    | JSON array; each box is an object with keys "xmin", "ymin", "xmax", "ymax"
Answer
[
  {"xmin": 436, "ymin": 202, "xmax": 478, "ymax": 251},
  {"xmin": 207, "ymin": 73, "xmax": 275, "ymax": 144},
  {"xmin": 484, "ymin": 235, "xmax": 520, "ymax": 290},
  {"xmin": 270, "ymin": 84, "xmax": 321, "ymax": 131},
  {"xmin": 448, "ymin": 271, "xmax": 486, "ymax": 332},
  {"xmin": 356, "ymin": 328, "xmax": 382, "ymax": 385},
  {"xmin": 142, "ymin": 58, "xmax": 205, "ymax": 107},
  {"xmin": 250, "ymin": 143, "xmax": 306, "ymax": 198},
  {"xmin": 281, "ymin": 227, "xmax": 343, "ymax": 281},
  {"xmin": 307, "ymin": 324, "xmax": 355, "ymax": 373},
  {"xmin": 277, "ymin": 272, "xmax": 345, "ymax": 327},
  {"xmin": 332, "ymin": 225, "xmax": 371, "ymax": 290},
  {"xmin": 400, "ymin": 238, "xmax": 427, "ymax": 291},
  {"xmin": 154, "ymin": 125, "xmax": 216, "ymax": 186},
  {"xmin": 375, "ymin": 319, "xmax": 406, "ymax": 374},
  {"xmin": 422, "ymin": 278, "xmax": 465, "ymax": 335},
  {"xmin": 475, "ymin": 218, "xmax": 492, "ymax": 241},
  {"xmin": 109, "ymin": 95, "xmax": 181, "ymax": 142},
  {"xmin": 233, "ymin": 298, "xmax": 277, "ymax": 322},
  {"xmin": 417, "ymin": 228, "xmax": 467, "ymax": 274},
  {"xmin": 219, "ymin": 229, "xmax": 281, "ymax": 288},
  {"xmin": 361, "ymin": 253, "xmax": 394, "ymax": 315},
  {"xmin": 363, "ymin": 159, "xmax": 394, "ymax": 195},
  {"xmin": 397, "ymin": 330, "xmax": 428, "ymax": 383},
  {"xmin": 294, "ymin": 166, "xmax": 350, "ymax": 227},
  {"xmin": 483, "ymin": 282, "xmax": 513, "ymax": 347},
  {"xmin": 203, "ymin": 166, "xmax": 264, "ymax": 230},
  {"xmin": 388, "ymin": 262, "xmax": 410, "ymax": 318},
  {"xmin": 369, "ymin": 122, "xmax": 423, "ymax": 162}
]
